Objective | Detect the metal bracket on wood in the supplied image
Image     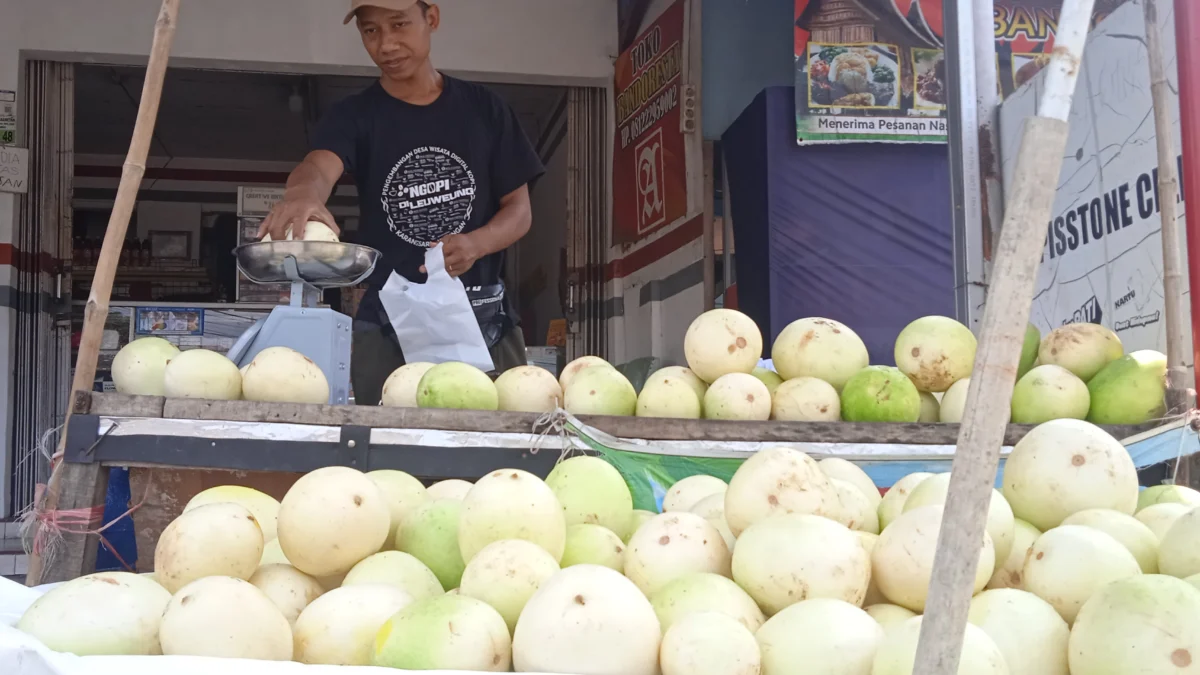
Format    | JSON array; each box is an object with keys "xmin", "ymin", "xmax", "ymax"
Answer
[
  {"xmin": 339, "ymin": 425, "xmax": 371, "ymax": 470},
  {"xmin": 64, "ymin": 415, "xmax": 102, "ymax": 464}
]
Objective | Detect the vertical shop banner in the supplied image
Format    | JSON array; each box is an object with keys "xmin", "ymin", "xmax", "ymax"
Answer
[
  {"xmin": 613, "ymin": 0, "xmax": 688, "ymax": 245},
  {"xmin": 998, "ymin": 1, "xmax": 1186, "ymax": 358},
  {"xmin": 793, "ymin": 0, "xmax": 1124, "ymax": 144}
]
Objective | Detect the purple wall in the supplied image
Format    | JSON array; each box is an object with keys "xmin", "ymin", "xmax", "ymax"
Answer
[{"xmin": 723, "ymin": 87, "xmax": 955, "ymax": 365}]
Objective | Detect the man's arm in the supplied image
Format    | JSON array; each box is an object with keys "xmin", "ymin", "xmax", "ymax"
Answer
[
  {"xmin": 435, "ymin": 185, "xmax": 533, "ymax": 277},
  {"xmin": 257, "ymin": 150, "xmax": 346, "ymax": 241}
]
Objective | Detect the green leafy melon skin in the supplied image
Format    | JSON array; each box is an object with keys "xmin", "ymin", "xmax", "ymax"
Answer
[
  {"xmin": 1086, "ymin": 350, "xmax": 1166, "ymax": 426},
  {"xmin": 840, "ymin": 366, "xmax": 921, "ymax": 423},
  {"xmin": 1017, "ymin": 323, "xmax": 1041, "ymax": 380}
]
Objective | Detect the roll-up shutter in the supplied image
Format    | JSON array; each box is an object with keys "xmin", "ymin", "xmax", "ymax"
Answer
[
  {"xmin": 8, "ymin": 61, "xmax": 74, "ymax": 518},
  {"xmin": 564, "ymin": 87, "xmax": 608, "ymax": 360}
]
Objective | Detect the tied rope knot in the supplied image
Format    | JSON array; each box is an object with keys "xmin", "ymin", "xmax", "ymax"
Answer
[
  {"xmin": 19, "ymin": 422, "xmax": 151, "ymax": 574},
  {"xmin": 532, "ymin": 407, "xmax": 589, "ymax": 464}
]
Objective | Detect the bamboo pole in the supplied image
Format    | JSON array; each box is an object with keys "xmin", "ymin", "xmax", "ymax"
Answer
[
  {"xmin": 911, "ymin": 0, "xmax": 1096, "ymax": 672},
  {"xmin": 1143, "ymin": 0, "xmax": 1191, "ymax": 415},
  {"xmin": 26, "ymin": 0, "xmax": 182, "ymax": 585}
]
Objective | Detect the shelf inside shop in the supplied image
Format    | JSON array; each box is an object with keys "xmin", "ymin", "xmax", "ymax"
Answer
[{"xmin": 73, "ymin": 265, "xmax": 212, "ymax": 280}]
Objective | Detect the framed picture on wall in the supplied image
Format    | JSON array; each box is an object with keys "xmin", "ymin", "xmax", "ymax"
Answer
[{"xmin": 150, "ymin": 231, "xmax": 191, "ymax": 260}]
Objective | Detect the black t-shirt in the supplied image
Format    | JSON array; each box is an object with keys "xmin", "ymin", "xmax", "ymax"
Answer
[{"xmin": 312, "ymin": 75, "xmax": 545, "ymax": 327}]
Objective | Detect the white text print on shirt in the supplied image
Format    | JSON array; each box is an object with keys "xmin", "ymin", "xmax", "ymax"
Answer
[{"xmin": 381, "ymin": 146, "xmax": 478, "ymax": 247}]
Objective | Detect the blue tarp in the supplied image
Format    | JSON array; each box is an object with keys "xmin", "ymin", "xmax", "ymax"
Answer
[
  {"xmin": 94, "ymin": 468, "xmax": 137, "ymax": 573},
  {"xmin": 722, "ymin": 86, "xmax": 956, "ymax": 364}
]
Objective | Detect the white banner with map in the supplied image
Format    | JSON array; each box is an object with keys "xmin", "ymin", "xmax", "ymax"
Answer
[{"xmin": 997, "ymin": 0, "xmax": 1191, "ymax": 366}]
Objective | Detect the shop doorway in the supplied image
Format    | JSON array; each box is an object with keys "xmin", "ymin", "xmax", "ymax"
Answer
[{"xmin": 8, "ymin": 60, "xmax": 608, "ymax": 518}]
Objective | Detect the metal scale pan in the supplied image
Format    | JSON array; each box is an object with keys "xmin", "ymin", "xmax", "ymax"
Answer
[
  {"xmin": 227, "ymin": 241, "xmax": 382, "ymax": 405},
  {"xmin": 234, "ymin": 241, "xmax": 381, "ymax": 294}
]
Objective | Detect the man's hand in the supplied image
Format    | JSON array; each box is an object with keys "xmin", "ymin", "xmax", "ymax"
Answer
[
  {"xmin": 423, "ymin": 233, "xmax": 482, "ymax": 277},
  {"xmin": 257, "ymin": 196, "xmax": 341, "ymax": 241},
  {"xmin": 419, "ymin": 186, "xmax": 533, "ymax": 278},
  {"xmin": 256, "ymin": 150, "xmax": 346, "ymax": 241}
]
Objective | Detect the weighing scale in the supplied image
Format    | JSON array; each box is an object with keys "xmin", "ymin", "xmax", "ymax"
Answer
[{"xmin": 227, "ymin": 241, "xmax": 381, "ymax": 404}]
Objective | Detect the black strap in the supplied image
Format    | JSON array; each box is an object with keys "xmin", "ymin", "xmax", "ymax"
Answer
[{"xmin": 466, "ymin": 283, "xmax": 509, "ymax": 349}]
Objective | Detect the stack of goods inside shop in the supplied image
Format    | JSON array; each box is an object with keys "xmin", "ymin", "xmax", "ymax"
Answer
[{"xmin": 69, "ymin": 212, "xmax": 357, "ymax": 393}]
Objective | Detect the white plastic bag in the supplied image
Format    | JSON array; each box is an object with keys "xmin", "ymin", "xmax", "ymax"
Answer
[
  {"xmin": 378, "ymin": 244, "xmax": 495, "ymax": 373},
  {"xmin": 0, "ymin": 577, "xmax": 45, "ymax": 628}
]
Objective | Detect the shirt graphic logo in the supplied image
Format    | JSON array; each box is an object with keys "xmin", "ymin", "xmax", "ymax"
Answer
[{"xmin": 381, "ymin": 146, "xmax": 477, "ymax": 246}]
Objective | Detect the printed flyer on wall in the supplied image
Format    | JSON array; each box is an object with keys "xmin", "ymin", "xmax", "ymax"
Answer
[{"xmin": 793, "ymin": 0, "xmax": 1126, "ymax": 145}]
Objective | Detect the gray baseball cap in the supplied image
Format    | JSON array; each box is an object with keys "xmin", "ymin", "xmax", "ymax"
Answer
[{"xmin": 343, "ymin": 0, "xmax": 420, "ymax": 25}]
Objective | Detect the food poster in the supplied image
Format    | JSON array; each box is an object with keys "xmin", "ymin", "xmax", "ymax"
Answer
[
  {"xmin": 613, "ymin": 0, "xmax": 689, "ymax": 244},
  {"xmin": 794, "ymin": 0, "xmax": 1127, "ymax": 144},
  {"xmin": 795, "ymin": 0, "xmax": 949, "ymax": 143}
]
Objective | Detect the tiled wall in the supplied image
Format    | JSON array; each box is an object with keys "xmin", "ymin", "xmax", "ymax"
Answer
[{"xmin": 0, "ymin": 520, "xmax": 28, "ymax": 578}]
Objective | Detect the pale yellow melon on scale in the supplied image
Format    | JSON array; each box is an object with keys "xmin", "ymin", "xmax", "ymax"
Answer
[{"xmin": 262, "ymin": 220, "xmax": 340, "ymax": 242}]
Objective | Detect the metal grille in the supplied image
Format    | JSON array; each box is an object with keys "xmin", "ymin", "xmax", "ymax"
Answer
[
  {"xmin": 565, "ymin": 87, "xmax": 608, "ymax": 360},
  {"xmin": 9, "ymin": 61, "xmax": 74, "ymax": 518}
]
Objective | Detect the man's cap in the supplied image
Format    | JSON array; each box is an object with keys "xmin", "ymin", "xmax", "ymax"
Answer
[{"xmin": 344, "ymin": 0, "xmax": 419, "ymax": 25}]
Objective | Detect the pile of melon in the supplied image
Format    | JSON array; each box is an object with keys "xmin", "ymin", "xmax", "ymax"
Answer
[
  {"xmin": 112, "ymin": 339, "xmax": 330, "ymax": 405},
  {"xmin": 16, "ymin": 417, "xmax": 1200, "ymax": 674},
  {"xmin": 504, "ymin": 309, "xmax": 1166, "ymax": 427},
  {"xmin": 111, "ymin": 306, "xmax": 1165, "ymax": 427}
]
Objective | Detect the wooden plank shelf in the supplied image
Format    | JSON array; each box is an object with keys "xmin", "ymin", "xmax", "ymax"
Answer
[{"xmin": 73, "ymin": 392, "xmax": 1152, "ymax": 447}]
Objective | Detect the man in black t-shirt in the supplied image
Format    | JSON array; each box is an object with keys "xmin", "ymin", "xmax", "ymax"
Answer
[{"xmin": 259, "ymin": 0, "xmax": 545, "ymax": 405}]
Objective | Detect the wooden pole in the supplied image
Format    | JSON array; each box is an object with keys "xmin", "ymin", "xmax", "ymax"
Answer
[
  {"xmin": 702, "ymin": 141, "xmax": 715, "ymax": 310},
  {"xmin": 26, "ymin": 0, "xmax": 182, "ymax": 585},
  {"xmin": 1143, "ymin": 0, "xmax": 1191, "ymax": 415},
  {"xmin": 1176, "ymin": 0, "xmax": 1200, "ymax": 490},
  {"xmin": 911, "ymin": 0, "xmax": 1096, "ymax": 672},
  {"xmin": 721, "ymin": 148, "xmax": 734, "ymax": 294},
  {"xmin": 974, "ymin": 0, "xmax": 1004, "ymax": 263},
  {"xmin": 944, "ymin": 0, "xmax": 986, "ymax": 328}
]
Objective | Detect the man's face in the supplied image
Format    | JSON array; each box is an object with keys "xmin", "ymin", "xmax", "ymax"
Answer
[{"xmin": 356, "ymin": 4, "xmax": 439, "ymax": 80}]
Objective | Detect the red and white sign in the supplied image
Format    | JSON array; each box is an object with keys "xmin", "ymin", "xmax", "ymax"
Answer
[
  {"xmin": 613, "ymin": 0, "xmax": 688, "ymax": 245},
  {"xmin": 635, "ymin": 127, "xmax": 668, "ymax": 234}
]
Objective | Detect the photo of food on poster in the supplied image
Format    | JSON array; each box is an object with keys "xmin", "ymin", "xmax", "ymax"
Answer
[
  {"xmin": 794, "ymin": 0, "xmax": 1125, "ymax": 144},
  {"xmin": 807, "ymin": 43, "xmax": 901, "ymax": 110}
]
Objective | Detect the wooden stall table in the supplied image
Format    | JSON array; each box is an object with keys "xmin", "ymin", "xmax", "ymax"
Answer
[{"xmin": 29, "ymin": 390, "xmax": 1166, "ymax": 586}]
